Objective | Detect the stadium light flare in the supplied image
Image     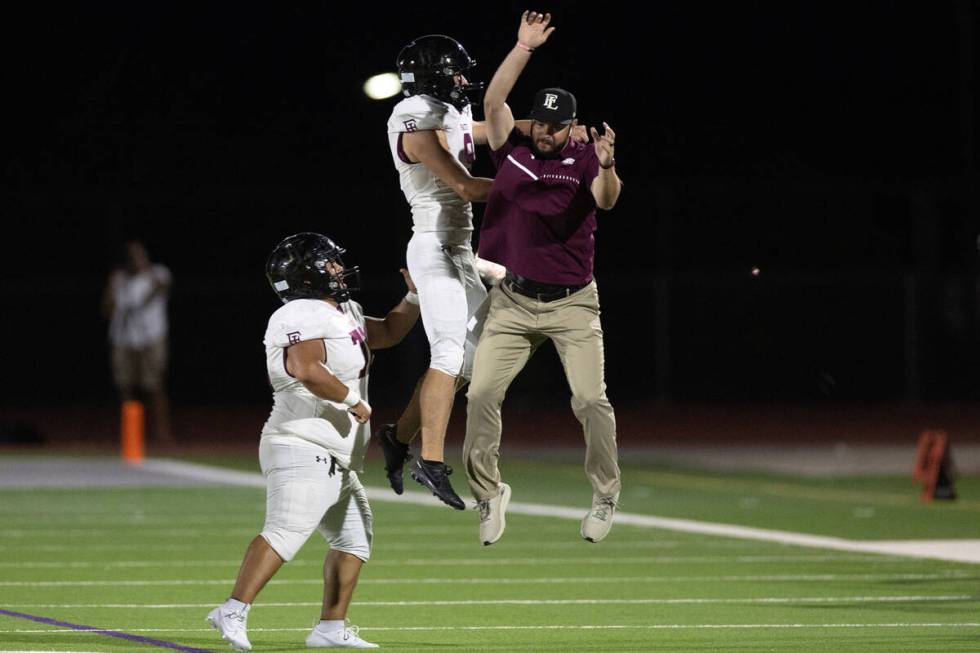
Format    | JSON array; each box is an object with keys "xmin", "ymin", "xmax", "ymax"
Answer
[{"xmin": 363, "ymin": 73, "xmax": 402, "ymax": 100}]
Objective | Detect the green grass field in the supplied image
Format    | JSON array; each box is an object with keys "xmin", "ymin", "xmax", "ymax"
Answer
[{"xmin": 1, "ymin": 455, "xmax": 978, "ymax": 652}]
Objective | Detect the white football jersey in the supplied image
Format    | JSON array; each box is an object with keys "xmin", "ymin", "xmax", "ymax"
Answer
[
  {"xmin": 387, "ymin": 94, "xmax": 476, "ymax": 234},
  {"xmin": 261, "ymin": 298, "xmax": 371, "ymax": 472}
]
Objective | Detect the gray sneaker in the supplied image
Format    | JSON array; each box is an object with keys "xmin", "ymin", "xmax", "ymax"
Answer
[
  {"xmin": 475, "ymin": 482, "xmax": 512, "ymax": 546},
  {"xmin": 581, "ymin": 496, "xmax": 618, "ymax": 543}
]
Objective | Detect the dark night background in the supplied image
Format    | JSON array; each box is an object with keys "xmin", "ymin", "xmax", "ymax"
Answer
[{"xmin": 2, "ymin": 2, "xmax": 979, "ymax": 439}]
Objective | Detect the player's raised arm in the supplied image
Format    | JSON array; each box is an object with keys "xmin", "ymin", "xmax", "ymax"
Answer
[
  {"xmin": 365, "ymin": 268, "xmax": 421, "ymax": 349},
  {"xmin": 484, "ymin": 10, "xmax": 556, "ymax": 150}
]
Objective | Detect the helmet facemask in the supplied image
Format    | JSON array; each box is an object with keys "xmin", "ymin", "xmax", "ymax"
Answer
[
  {"xmin": 266, "ymin": 232, "xmax": 360, "ymax": 304},
  {"xmin": 314, "ymin": 251, "xmax": 360, "ymax": 303}
]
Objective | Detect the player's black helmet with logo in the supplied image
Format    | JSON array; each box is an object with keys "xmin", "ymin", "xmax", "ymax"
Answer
[
  {"xmin": 397, "ymin": 34, "xmax": 484, "ymax": 109},
  {"xmin": 265, "ymin": 232, "xmax": 360, "ymax": 304}
]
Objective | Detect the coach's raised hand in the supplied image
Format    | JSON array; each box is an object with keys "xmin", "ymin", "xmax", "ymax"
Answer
[{"xmin": 590, "ymin": 122, "xmax": 617, "ymax": 168}]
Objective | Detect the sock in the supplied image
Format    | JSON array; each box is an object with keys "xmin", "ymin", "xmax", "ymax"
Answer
[
  {"xmin": 421, "ymin": 458, "xmax": 444, "ymax": 465},
  {"xmin": 318, "ymin": 619, "xmax": 344, "ymax": 631},
  {"xmin": 223, "ymin": 598, "xmax": 249, "ymax": 612}
]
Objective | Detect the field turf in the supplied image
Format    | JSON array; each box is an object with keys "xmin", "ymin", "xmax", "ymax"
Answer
[{"xmin": 0, "ymin": 455, "xmax": 977, "ymax": 652}]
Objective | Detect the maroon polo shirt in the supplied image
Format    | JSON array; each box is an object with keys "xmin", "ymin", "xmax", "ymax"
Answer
[{"xmin": 478, "ymin": 128, "xmax": 608, "ymax": 286}]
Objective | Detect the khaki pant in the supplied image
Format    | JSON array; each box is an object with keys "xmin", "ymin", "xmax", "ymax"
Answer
[{"xmin": 463, "ymin": 280, "xmax": 620, "ymax": 501}]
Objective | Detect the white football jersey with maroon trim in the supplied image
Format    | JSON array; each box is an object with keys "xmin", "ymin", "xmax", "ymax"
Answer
[
  {"xmin": 261, "ymin": 298, "xmax": 371, "ymax": 471},
  {"xmin": 387, "ymin": 94, "xmax": 475, "ymax": 234}
]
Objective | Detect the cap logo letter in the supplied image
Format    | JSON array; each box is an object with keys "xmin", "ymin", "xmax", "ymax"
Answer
[{"xmin": 543, "ymin": 93, "xmax": 559, "ymax": 110}]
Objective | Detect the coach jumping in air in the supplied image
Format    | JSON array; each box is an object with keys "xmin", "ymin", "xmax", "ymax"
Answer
[{"xmin": 463, "ymin": 10, "xmax": 624, "ymax": 546}]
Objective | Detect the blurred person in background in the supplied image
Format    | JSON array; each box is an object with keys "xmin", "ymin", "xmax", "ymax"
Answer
[{"xmin": 102, "ymin": 240, "xmax": 174, "ymax": 444}]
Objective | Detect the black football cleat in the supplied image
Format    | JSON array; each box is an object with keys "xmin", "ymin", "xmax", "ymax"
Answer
[
  {"xmin": 410, "ymin": 458, "xmax": 465, "ymax": 510},
  {"xmin": 377, "ymin": 424, "xmax": 412, "ymax": 495}
]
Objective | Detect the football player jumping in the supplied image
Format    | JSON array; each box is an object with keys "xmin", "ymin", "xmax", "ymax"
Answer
[{"xmin": 379, "ymin": 34, "xmax": 584, "ymax": 509}]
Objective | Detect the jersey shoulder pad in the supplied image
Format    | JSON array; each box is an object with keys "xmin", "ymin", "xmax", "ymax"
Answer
[
  {"xmin": 264, "ymin": 299, "xmax": 341, "ymax": 348},
  {"xmin": 388, "ymin": 95, "xmax": 449, "ymax": 133}
]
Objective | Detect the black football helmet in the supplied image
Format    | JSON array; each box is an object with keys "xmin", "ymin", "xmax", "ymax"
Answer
[
  {"xmin": 396, "ymin": 34, "xmax": 484, "ymax": 109},
  {"xmin": 265, "ymin": 232, "xmax": 360, "ymax": 303}
]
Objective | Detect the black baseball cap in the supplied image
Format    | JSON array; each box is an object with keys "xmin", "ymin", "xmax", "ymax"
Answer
[{"xmin": 528, "ymin": 87, "xmax": 577, "ymax": 125}]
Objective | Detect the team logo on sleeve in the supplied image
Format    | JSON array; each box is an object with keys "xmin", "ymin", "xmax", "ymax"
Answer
[
  {"xmin": 403, "ymin": 119, "xmax": 418, "ymax": 132},
  {"xmin": 287, "ymin": 331, "xmax": 301, "ymax": 344}
]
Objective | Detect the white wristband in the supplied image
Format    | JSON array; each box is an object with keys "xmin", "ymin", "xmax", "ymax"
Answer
[
  {"xmin": 341, "ymin": 388, "xmax": 361, "ymax": 408},
  {"xmin": 404, "ymin": 291, "xmax": 420, "ymax": 305}
]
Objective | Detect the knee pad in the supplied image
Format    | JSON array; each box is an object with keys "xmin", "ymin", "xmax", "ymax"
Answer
[
  {"xmin": 325, "ymin": 531, "xmax": 373, "ymax": 563},
  {"xmin": 318, "ymin": 484, "xmax": 374, "ymax": 563},
  {"xmin": 259, "ymin": 528, "xmax": 310, "ymax": 563},
  {"xmin": 429, "ymin": 339, "xmax": 464, "ymax": 377}
]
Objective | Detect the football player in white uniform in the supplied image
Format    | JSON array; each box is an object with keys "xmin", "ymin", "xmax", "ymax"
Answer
[
  {"xmin": 379, "ymin": 34, "xmax": 587, "ymax": 509},
  {"xmin": 206, "ymin": 232, "xmax": 420, "ymax": 651},
  {"xmin": 381, "ymin": 34, "xmax": 497, "ymax": 510}
]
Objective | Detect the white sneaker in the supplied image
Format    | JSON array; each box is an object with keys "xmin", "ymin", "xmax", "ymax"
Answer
[
  {"xmin": 581, "ymin": 496, "xmax": 618, "ymax": 543},
  {"xmin": 476, "ymin": 482, "xmax": 511, "ymax": 546},
  {"xmin": 206, "ymin": 604, "xmax": 252, "ymax": 651},
  {"xmin": 306, "ymin": 623, "xmax": 379, "ymax": 648}
]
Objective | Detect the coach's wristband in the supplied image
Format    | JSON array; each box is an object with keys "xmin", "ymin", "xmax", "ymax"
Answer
[
  {"xmin": 341, "ymin": 388, "xmax": 361, "ymax": 408},
  {"xmin": 404, "ymin": 291, "xmax": 420, "ymax": 305}
]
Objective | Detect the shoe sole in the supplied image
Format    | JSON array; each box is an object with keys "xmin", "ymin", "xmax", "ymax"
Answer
[
  {"xmin": 409, "ymin": 466, "xmax": 465, "ymax": 510},
  {"xmin": 206, "ymin": 614, "xmax": 251, "ymax": 651},
  {"xmin": 483, "ymin": 482, "xmax": 512, "ymax": 546},
  {"xmin": 581, "ymin": 518, "xmax": 612, "ymax": 543},
  {"xmin": 386, "ymin": 470, "xmax": 405, "ymax": 495}
]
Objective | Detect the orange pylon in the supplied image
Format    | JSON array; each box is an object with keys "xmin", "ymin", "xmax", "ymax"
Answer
[{"xmin": 121, "ymin": 400, "xmax": 145, "ymax": 465}]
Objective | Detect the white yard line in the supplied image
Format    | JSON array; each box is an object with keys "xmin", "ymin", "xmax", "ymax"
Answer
[
  {"xmin": 3, "ymin": 595, "xmax": 975, "ymax": 610},
  {"xmin": 2, "ymin": 623, "xmax": 979, "ymax": 635},
  {"xmin": 0, "ymin": 571, "xmax": 975, "ymax": 587},
  {"xmin": 0, "ymin": 554, "xmax": 899, "ymax": 569},
  {"xmin": 139, "ymin": 459, "xmax": 980, "ymax": 565}
]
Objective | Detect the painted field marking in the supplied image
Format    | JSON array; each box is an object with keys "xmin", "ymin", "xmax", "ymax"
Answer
[
  {"xmin": 0, "ymin": 609, "xmax": 211, "ymax": 653},
  {"xmin": 139, "ymin": 459, "xmax": 980, "ymax": 565},
  {"xmin": 0, "ymin": 571, "xmax": 976, "ymax": 588},
  {"xmin": 0, "ymin": 554, "xmax": 901, "ymax": 570},
  {"xmin": 3, "ymin": 595, "xmax": 975, "ymax": 610},
  {"xmin": 2, "ymin": 623, "xmax": 980, "ymax": 635}
]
